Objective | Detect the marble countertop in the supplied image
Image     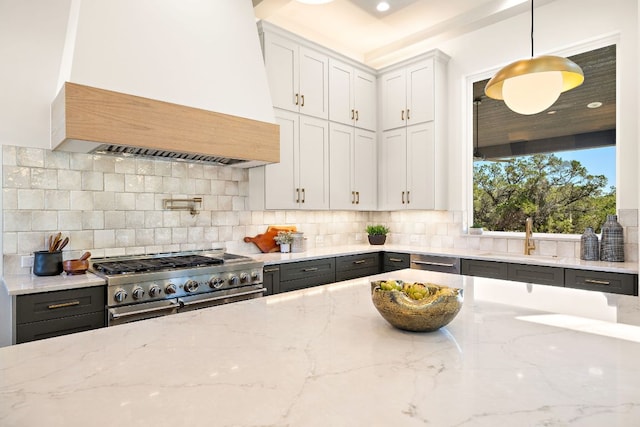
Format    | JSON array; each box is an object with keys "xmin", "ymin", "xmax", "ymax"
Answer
[{"xmin": 1, "ymin": 269, "xmax": 639, "ymax": 426}]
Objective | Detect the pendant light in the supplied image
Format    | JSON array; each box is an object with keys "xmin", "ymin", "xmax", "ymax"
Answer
[{"xmin": 484, "ymin": 0, "xmax": 584, "ymax": 115}]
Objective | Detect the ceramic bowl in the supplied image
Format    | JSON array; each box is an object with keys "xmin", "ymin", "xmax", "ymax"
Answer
[
  {"xmin": 371, "ymin": 280, "xmax": 463, "ymax": 332},
  {"xmin": 62, "ymin": 259, "xmax": 89, "ymax": 275}
]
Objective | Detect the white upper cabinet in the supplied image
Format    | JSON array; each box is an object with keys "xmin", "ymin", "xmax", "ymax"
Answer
[
  {"xmin": 329, "ymin": 123, "xmax": 376, "ymax": 210},
  {"xmin": 380, "ymin": 57, "xmax": 434, "ymax": 131},
  {"xmin": 263, "ymin": 31, "xmax": 328, "ymax": 119},
  {"xmin": 329, "ymin": 59, "xmax": 376, "ymax": 131}
]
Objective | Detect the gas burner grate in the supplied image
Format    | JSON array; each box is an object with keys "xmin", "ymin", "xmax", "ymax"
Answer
[{"xmin": 93, "ymin": 255, "xmax": 224, "ymax": 275}]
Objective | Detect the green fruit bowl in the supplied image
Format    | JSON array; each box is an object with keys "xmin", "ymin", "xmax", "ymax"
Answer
[{"xmin": 370, "ymin": 280, "xmax": 464, "ymax": 332}]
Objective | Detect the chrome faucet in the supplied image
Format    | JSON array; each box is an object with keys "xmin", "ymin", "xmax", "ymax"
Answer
[{"xmin": 524, "ymin": 217, "xmax": 535, "ymax": 255}]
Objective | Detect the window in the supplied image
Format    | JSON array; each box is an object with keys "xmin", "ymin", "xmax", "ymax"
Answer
[{"xmin": 472, "ymin": 45, "xmax": 616, "ymax": 234}]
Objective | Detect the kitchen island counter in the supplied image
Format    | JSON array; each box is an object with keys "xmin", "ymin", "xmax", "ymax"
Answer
[{"xmin": 1, "ymin": 269, "xmax": 639, "ymax": 426}]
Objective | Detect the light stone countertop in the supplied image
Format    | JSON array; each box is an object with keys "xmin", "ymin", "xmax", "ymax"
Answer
[
  {"xmin": 1, "ymin": 269, "xmax": 639, "ymax": 426},
  {"xmin": 2, "ymin": 244, "xmax": 636, "ymax": 297}
]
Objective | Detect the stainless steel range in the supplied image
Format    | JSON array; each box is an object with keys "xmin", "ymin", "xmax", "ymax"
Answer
[{"xmin": 90, "ymin": 250, "xmax": 264, "ymax": 326}]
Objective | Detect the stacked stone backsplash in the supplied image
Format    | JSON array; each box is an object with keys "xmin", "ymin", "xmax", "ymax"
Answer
[{"xmin": 3, "ymin": 145, "xmax": 636, "ymax": 275}]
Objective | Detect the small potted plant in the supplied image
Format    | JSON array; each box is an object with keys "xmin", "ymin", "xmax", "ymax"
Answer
[
  {"xmin": 366, "ymin": 225, "xmax": 390, "ymax": 245},
  {"xmin": 469, "ymin": 223, "xmax": 483, "ymax": 235},
  {"xmin": 274, "ymin": 231, "xmax": 294, "ymax": 253}
]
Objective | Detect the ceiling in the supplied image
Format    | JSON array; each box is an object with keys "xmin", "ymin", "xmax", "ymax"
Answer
[
  {"xmin": 253, "ymin": 0, "xmax": 616, "ymax": 157},
  {"xmin": 252, "ymin": 0, "xmax": 548, "ymax": 69}
]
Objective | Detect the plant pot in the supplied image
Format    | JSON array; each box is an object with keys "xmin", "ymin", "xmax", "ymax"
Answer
[
  {"xmin": 469, "ymin": 227, "xmax": 483, "ymax": 235},
  {"xmin": 279, "ymin": 243, "xmax": 291, "ymax": 253},
  {"xmin": 368, "ymin": 235, "xmax": 386, "ymax": 245}
]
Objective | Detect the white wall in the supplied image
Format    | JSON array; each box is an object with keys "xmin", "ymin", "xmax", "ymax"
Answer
[{"xmin": 436, "ymin": 0, "xmax": 638, "ymax": 214}]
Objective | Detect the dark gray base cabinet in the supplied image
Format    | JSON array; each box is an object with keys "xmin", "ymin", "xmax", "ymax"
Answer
[
  {"xmin": 565, "ymin": 269, "xmax": 638, "ymax": 295},
  {"xmin": 382, "ymin": 252, "xmax": 410, "ymax": 272},
  {"xmin": 16, "ymin": 286, "xmax": 106, "ymax": 344},
  {"xmin": 279, "ymin": 258, "xmax": 336, "ymax": 293},
  {"xmin": 262, "ymin": 265, "xmax": 280, "ymax": 296},
  {"xmin": 461, "ymin": 259, "xmax": 508, "ymax": 279},
  {"xmin": 410, "ymin": 254, "xmax": 460, "ymax": 274},
  {"xmin": 335, "ymin": 253, "xmax": 380, "ymax": 281}
]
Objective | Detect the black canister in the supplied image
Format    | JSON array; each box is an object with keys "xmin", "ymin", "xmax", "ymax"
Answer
[
  {"xmin": 580, "ymin": 227, "xmax": 599, "ymax": 261},
  {"xmin": 33, "ymin": 250, "xmax": 63, "ymax": 276},
  {"xmin": 600, "ymin": 214, "xmax": 624, "ymax": 262}
]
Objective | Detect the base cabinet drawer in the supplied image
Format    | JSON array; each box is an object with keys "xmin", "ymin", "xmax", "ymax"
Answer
[
  {"xmin": 565, "ymin": 269, "xmax": 638, "ymax": 295},
  {"xmin": 383, "ymin": 252, "xmax": 410, "ymax": 272},
  {"xmin": 336, "ymin": 253, "xmax": 380, "ymax": 281},
  {"xmin": 280, "ymin": 258, "xmax": 336, "ymax": 292},
  {"xmin": 411, "ymin": 254, "xmax": 460, "ymax": 274},
  {"xmin": 508, "ymin": 263, "xmax": 564, "ymax": 287},
  {"xmin": 461, "ymin": 259, "xmax": 508, "ymax": 279},
  {"xmin": 16, "ymin": 286, "xmax": 105, "ymax": 323},
  {"xmin": 16, "ymin": 311, "xmax": 106, "ymax": 344},
  {"xmin": 263, "ymin": 266, "xmax": 281, "ymax": 296}
]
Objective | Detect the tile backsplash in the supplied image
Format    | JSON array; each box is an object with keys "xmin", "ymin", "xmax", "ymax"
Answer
[{"xmin": 2, "ymin": 145, "xmax": 637, "ymax": 275}]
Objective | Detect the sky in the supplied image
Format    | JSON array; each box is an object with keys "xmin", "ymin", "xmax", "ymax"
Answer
[{"xmin": 555, "ymin": 146, "xmax": 616, "ymax": 190}]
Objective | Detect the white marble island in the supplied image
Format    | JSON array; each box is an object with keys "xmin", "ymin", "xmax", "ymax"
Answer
[{"xmin": 1, "ymin": 269, "xmax": 639, "ymax": 426}]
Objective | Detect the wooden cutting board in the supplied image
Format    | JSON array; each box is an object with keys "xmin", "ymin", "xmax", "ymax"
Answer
[{"xmin": 244, "ymin": 225, "xmax": 297, "ymax": 253}]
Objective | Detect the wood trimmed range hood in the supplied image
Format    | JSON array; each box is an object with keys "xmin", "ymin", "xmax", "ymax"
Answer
[{"xmin": 51, "ymin": 0, "xmax": 279, "ymax": 167}]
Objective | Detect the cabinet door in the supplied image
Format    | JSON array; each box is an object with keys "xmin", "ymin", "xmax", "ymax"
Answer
[
  {"xmin": 299, "ymin": 47, "xmax": 329, "ymax": 119},
  {"xmin": 380, "ymin": 69, "xmax": 406, "ymax": 131},
  {"xmin": 354, "ymin": 69, "xmax": 376, "ymax": 131},
  {"xmin": 263, "ymin": 33, "xmax": 299, "ymax": 113},
  {"xmin": 328, "ymin": 59, "xmax": 354, "ymax": 126},
  {"xmin": 353, "ymin": 129, "xmax": 377, "ymax": 210},
  {"xmin": 379, "ymin": 128, "xmax": 407, "ymax": 210},
  {"xmin": 406, "ymin": 122, "xmax": 434, "ymax": 209},
  {"xmin": 265, "ymin": 110, "xmax": 299, "ymax": 210},
  {"xmin": 406, "ymin": 58, "xmax": 434, "ymax": 125},
  {"xmin": 329, "ymin": 122, "xmax": 354, "ymax": 210},
  {"xmin": 299, "ymin": 115, "xmax": 329, "ymax": 209}
]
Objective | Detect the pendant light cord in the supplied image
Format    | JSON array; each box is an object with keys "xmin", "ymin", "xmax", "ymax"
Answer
[{"xmin": 530, "ymin": 0, "xmax": 534, "ymax": 57}]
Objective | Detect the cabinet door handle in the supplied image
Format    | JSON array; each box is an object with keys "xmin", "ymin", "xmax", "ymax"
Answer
[
  {"xmin": 355, "ymin": 110, "xmax": 359, "ymax": 121},
  {"xmin": 295, "ymin": 188, "xmax": 300, "ymax": 203},
  {"xmin": 351, "ymin": 109, "xmax": 355, "ymax": 120},
  {"xmin": 585, "ymin": 279, "xmax": 611, "ymax": 285},
  {"xmin": 351, "ymin": 191, "xmax": 355, "ymax": 204},
  {"xmin": 264, "ymin": 267, "xmax": 280, "ymax": 273},
  {"xmin": 407, "ymin": 190, "xmax": 410, "ymax": 204},
  {"xmin": 356, "ymin": 191, "xmax": 360, "ymax": 204},
  {"xmin": 301, "ymin": 94, "xmax": 305, "ymax": 107},
  {"xmin": 301, "ymin": 188, "xmax": 306, "ymax": 203},
  {"xmin": 388, "ymin": 258, "xmax": 404, "ymax": 263},
  {"xmin": 401, "ymin": 110, "xmax": 405, "ymax": 121},
  {"xmin": 353, "ymin": 260, "xmax": 366, "ymax": 265},
  {"xmin": 412, "ymin": 260, "xmax": 455, "ymax": 268},
  {"xmin": 406, "ymin": 108, "xmax": 410, "ymax": 120},
  {"xmin": 295, "ymin": 93, "xmax": 299, "ymax": 106},
  {"xmin": 402, "ymin": 191, "xmax": 405, "ymax": 204},
  {"xmin": 303, "ymin": 267, "xmax": 318, "ymax": 272},
  {"xmin": 48, "ymin": 300, "xmax": 80, "ymax": 309}
]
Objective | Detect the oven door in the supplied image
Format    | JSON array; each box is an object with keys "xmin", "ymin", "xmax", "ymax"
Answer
[
  {"xmin": 108, "ymin": 299, "xmax": 180, "ymax": 326},
  {"xmin": 177, "ymin": 285, "xmax": 265, "ymax": 312}
]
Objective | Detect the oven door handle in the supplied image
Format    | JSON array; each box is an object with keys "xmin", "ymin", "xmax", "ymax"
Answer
[
  {"xmin": 109, "ymin": 300, "xmax": 180, "ymax": 320},
  {"xmin": 178, "ymin": 288, "xmax": 265, "ymax": 307}
]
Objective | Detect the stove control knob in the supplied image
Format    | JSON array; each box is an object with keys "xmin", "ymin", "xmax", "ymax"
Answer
[
  {"xmin": 240, "ymin": 273, "xmax": 249, "ymax": 283},
  {"xmin": 114, "ymin": 289, "xmax": 128, "ymax": 303},
  {"xmin": 209, "ymin": 277, "xmax": 224, "ymax": 289},
  {"xmin": 229, "ymin": 275, "xmax": 239, "ymax": 286},
  {"xmin": 184, "ymin": 280, "xmax": 199, "ymax": 293},
  {"xmin": 251, "ymin": 271, "xmax": 260, "ymax": 281},
  {"xmin": 149, "ymin": 285, "xmax": 162, "ymax": 298},
  {"xmin": 132, "ymin": 287, "xmax": 145, "ymax": 300},
  {"xmin": 165, "ymin": 283, "xmax": 177, "ymax": 295}
]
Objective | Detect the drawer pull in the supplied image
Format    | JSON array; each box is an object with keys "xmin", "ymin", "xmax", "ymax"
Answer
[
  {"xmin": 412, "ymin": 260, "xmax": 455, "ymax": 268},
  {"xmin": 48, "ymin": 301, "xmax": 81, "ymax": 309},
  {"xmin": 585, "ymin": 279, "xmax": 611, "ymax": 286},
  {"xmin": 353, "ymin": 260, "xmax": 366, "ymax": 265},
  {"xmin": 388, "ymin": 258, "xmax": 405, "ymax": 263},
  {"xmin": 264, "ymin": 267, "xmax": 279, "ymax": 273},
  {"xmin": 303, "ymin": 267, "xmax": 319, "ymax": 272}
]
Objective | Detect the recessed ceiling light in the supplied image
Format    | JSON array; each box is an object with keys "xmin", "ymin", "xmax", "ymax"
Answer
[
  {"xmin": 296, "ymin": 0, "xmax": 334, "ymax": 4},
  {"xmin": 587, "ymin": 102, "xmax": 603, "ymax": 109},
  {"xmin": 376, "ymin": 2, "xmax": 390, "ymax": 12}
]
